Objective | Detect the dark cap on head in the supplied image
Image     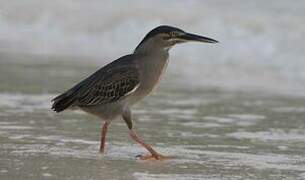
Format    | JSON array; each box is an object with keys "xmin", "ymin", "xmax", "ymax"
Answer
[{"xmin": 142, "ymin": 25, "xmax": 184, "ymax": 40}]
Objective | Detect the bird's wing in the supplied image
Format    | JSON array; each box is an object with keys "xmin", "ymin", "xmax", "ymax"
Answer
[
  {"xmin": 76, "ymin": 62, "xmax": 140, "ymax": 106},
  {"xmin": 51, "ymin": 55, "xmax": 140, "ymax": 111}
]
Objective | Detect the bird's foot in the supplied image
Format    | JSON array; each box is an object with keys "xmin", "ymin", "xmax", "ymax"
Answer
[{"xmin": 136, "ymin": 153, "xmax": 174, "ymax": 160}]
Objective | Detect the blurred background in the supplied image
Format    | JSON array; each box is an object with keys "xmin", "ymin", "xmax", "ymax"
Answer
[
  {"xmin": 0, "ymin": 0, "xmax": 304, "ymax": 95},
  {"xmin": 1, "ymin": 1, "xmax": 305, "ymax": 180}
]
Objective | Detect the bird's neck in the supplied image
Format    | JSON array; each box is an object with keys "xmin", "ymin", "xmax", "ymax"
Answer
[
  {"xmin": 133, "ymin": 39, "xmax": 170, "ymax": 55},
  {"xmin": 134, "ymin": 47, "xmax": 169, "ymax": 57}
]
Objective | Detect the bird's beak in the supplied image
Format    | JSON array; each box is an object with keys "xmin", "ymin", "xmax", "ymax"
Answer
[{"xmin": 179, "ymin": 33, "xmax": 218, "ymax": 43}]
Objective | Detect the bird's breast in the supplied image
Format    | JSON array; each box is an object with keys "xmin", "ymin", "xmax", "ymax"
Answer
[{"xmin": 135, "ymin": 55, "xmax": 169, "ymax": 98}]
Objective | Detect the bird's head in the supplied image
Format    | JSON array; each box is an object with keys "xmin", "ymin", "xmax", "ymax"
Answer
[{"xmin": 134, "ymin": 25, "xmax": 218, "ymax": 53}]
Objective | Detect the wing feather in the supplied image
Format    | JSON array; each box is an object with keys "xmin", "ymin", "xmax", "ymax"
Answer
[
  {"xmin": 77, "ymin": 68, "xmax": 139, "ymax": 106},
  {"xmin": 51, "ymin": 54, "xmax": 140, "ymax": 112}
]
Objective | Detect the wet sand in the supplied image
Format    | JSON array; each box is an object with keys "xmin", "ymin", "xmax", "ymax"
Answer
[{"xmin": 0, "ymin": 54, "xmax": 305, "ymax": 179}]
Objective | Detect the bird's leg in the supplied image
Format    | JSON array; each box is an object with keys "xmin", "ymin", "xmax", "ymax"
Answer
[
  {"xmin": 129, "ymin": 130, "xmax": 170, "ymax": 160},
  {"xmin": 99, "ymin": 121, "xmax": 109, "ymax": 153},
  {"xmin": 122, "ymin": 107, "xmax": 172, "ymax": 160}
]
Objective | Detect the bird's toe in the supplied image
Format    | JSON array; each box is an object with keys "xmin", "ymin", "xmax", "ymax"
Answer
[{"xmin": 135, "ymin": 153, "xmax": 174, "ymax": 160}]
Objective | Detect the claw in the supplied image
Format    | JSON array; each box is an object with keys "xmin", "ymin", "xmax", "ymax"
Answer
[{"xmin": 136, "ymin": 153, "xmax": 174, "ymax": 160}]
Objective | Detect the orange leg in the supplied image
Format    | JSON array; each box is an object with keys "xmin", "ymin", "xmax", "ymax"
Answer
[
  {"xmin": 99, "ymin": 121, "xmax": 109, "ymax": 153},
  {"xmin": 129, "ymin": 130, "xmax": 173, "ymax": 160},
  {"xmin": 123, "ymin": 107, "xmax": 173, "ymax": 160}
]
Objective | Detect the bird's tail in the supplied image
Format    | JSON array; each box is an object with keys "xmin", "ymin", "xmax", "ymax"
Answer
[{"xmin": 51, "ymin": 91, "xmax": 77, "ymax": 113}]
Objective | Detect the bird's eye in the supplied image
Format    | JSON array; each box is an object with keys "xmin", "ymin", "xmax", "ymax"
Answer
[{"xmin": 169, "ymin": 31, "xmax": 179, "ymax": 38}]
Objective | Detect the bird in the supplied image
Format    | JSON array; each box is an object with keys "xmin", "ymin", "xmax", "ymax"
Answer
[{"xmin": 51, "ymin": 25, "xmax": 218, "ymax": 160}]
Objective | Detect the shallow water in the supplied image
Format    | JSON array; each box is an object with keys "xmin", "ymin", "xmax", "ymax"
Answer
[
  {"xmin": 1, "ymin": 1, "xmax": 305, "ymax": 179},
  {"xmin": 1, "ymin": 0, "xmax": 305, "ymax": 95},
  {"xmin": 1, "ymin": 55, "xmax": 305, "ymax": 180}
]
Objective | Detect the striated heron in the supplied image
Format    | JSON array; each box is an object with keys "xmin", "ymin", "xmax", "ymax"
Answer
[{"xmin": 52, "ymin": 25, "xmax": 218, "ymax": 160}]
